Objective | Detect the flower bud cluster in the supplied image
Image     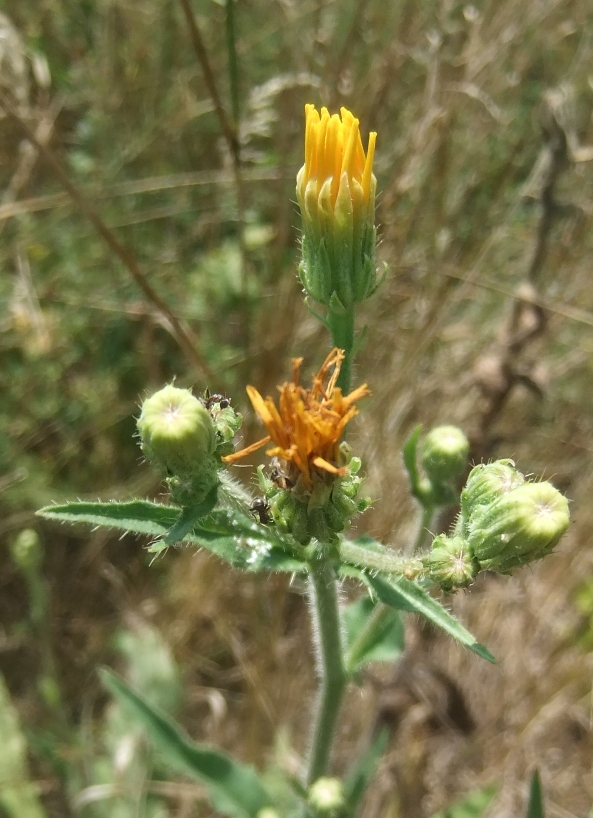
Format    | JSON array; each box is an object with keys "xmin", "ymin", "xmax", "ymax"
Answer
[
  {"xmin": 137, "ymin": 385, "xmax": 242, "ymax": 506},
  {"xmin": 425, "ymin": 460, "xmax": 569, "ymax": 590},
  {"xmin": 256, "ymin": 456, "xmax": 370, "ymax": 545}
]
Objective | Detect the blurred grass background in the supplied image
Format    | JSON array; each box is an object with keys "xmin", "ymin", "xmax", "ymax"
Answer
[{"xmin": 1, "ymin": 0, "xmax": 593, "ymax": 815}]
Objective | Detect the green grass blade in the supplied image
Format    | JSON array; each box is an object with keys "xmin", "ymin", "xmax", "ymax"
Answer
[
  {"xmin": 100, "ymin": 669, "xmax": 272, "ymax": 818},
  {"xmin": 365, "ymin": 574, "xmax": 495, "ymax": 663},
  {"xmin": 526, "ymin": 771, "xmax": 544, "ymax": 818}
]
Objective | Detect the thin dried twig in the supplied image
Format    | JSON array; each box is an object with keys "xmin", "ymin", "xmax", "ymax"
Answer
[
  {"xmin": 178, "ymin": 0, "xmax": 251, "ymax": 377},
  {"xmin": 0, "ymin": 89, "xmax": 214, "ymax": 383},
  {"xmin": 469, "ymin": 90, "xmax": 570, "ymax": 462},
  {"xmin": 177, "ymin": 0, "xmax": 239, "ymax": 163}
]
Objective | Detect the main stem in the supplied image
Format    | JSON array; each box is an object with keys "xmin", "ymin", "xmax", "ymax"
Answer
[
  {"xmin": 306, "ymin": 556, "xmax": 347, "ymax": 786},
  {"xmin": 327, "ymin": 305, "xmax": 355, "ymax": 393}
]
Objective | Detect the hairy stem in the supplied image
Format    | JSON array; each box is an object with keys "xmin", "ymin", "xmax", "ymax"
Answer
[
  {"xmin": 339, "ymin": 539, "xmax": 424, "ymax": 577},
  {"xmin": 306, "ymin": 557, "xmax": 346, "ymax": 786}
]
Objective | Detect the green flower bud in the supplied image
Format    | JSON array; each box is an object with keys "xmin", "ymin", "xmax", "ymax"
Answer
[
  {"xmin": 297, "ymin": 106, "xmax": 378, "ymax": 309},
  {"xmin": 468, "ymin": 481, "xmax": 569, "ymax": 573},
  {"xmin": 425, "ymin": 534, "xmax": 478, "ymax": 592},
  {"xmin": 420, "ymin": 425, "xmax": 469, "ymax": 483},
  {"xmin": 138, "ymin": 385, "xmax": 216, "ymax": 475},
  {"xmin": 461, "ymin": 460, "xmax": 525, "ymax": 526},
  {"xmin": 308, "ymin": 777, "xmax": 345, "ymax": 816},
  {"xmin": 11, "ymin": 528, "xmax": 42, "ymax": 575}
]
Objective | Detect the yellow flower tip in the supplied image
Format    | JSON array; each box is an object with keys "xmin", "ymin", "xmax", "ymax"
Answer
[
  {"xmin": 224, "ymin": 349, "xmax": 370, "ymax": 490},
  {"xmin": 300, "ymin": 104, "xmax": 376, "ymax": 207}
]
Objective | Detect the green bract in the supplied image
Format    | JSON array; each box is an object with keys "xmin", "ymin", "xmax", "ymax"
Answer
[
  {"xmin": 467, "ymin": 481, "xmax": 570, "ymax": 573},
  {"xmin": 461, "ymin": 460, "xmax": 525, "ymax": 527}
]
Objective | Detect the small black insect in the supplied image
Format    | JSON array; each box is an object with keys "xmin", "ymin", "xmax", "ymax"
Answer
[
  {"xmin": 250, "ymin": 497, "xmax": 272, "ymax": 525},
  {"xmin": 269, "ymin": 457, "xmax": 296, "ymax": 491},
  {"xmin": 203, "ymin": 389, "xmax": 230, "ymax": 410}
]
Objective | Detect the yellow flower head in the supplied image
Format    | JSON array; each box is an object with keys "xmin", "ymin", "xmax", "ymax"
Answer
[
  {"xmin": 296, "ymin": 105, "xmax": 378, "ymax": 309},
  {"xmin": 222, "ymin": 349, "xmax": 370, "ymax": 490},
  {"xmin": 297, "ymin": 104, "xmax": 376, "ymax": 217}
]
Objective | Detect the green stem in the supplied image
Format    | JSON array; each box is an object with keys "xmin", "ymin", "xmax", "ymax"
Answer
[
  {"xmin": 339, "ymin": 539, "xmax": 424, "ymax": 577},
  {"xmin": 413, "ymin": 504, "xmax": 434, "ymax": 553},
  {"xmin": 327, "ymin": 305, "xmax": 355, "ymax": 393},
  {"xmin": 306, "ymin": 557, "xmax": 347, "ymax": 786}
]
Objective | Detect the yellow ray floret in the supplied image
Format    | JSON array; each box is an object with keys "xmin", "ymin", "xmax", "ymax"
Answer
[
  {"xmin": 298, "ymin": 104, "xmax": 377, "ymax": 208},
  {"xmin": 222, "ymin": 349, "xmax": 370, "ymax": 490}
]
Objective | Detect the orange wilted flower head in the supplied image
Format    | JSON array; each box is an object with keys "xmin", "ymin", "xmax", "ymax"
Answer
[
  {"xmin": 296, "ymin": 105, "xmax": 378, "ymax": 309},
  {"xmin": 222, "ymin": 349, "xmax": 370, "ymax": 491}
]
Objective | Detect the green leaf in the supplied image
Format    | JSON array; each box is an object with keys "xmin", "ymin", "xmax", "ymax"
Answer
[
  {"xmin": 343, "ymin": 727, "xmax": 389, "ymax": 814},
  {"xmin": 344, "ymin": 596, "xmax": 404, "ymax": 673},
  {"xmin": 100, "ymin": 668, "xmax": 272, "ymax": 818},
  {"xmin": 37, "ymin": 501, "xmax": 307, "ymax": 574},
  {"xmin": 526, "ymin": 771, "xmax": 544, "ymax": 818},
  {"xmin": 427, "ymin": 784, "xmax": 497, "ymax": 818},
  {"xmin": 365, "ymin": 574, "xmax": 495, "ymax": 663}
]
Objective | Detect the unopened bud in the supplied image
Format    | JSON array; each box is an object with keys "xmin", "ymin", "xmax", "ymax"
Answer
[
  {"xmin": 11, "ymin": 528, "xmax": 42, "ymax": 575},
  {"xmin": 425, "ymin": 534, "xmax": 478, "ymax": 591},
  {"xmin": 468, "ymin": 481, "xmax": 569, "ymax": 573},
  {"xmin": 421, "ymin": 425, "xmax": 469, "ymax": 483},
  {"xmin": 297, "ymin": 105, "xmax": 378, "ymax": 309},
  {"xmin": 461, "ymin": 460, "xmax": 525, "ymax": 527},
  {"xmin": 138, "ymin": 385, "xmax": 216, "ymax": 475},
  {"xmin": 308, "ymin": 777, "xmax": 345, "ymax": 816}
]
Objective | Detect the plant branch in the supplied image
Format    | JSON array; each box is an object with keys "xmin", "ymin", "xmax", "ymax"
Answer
[
  {"xmin": 0, "ymin": 90, "xmax": 213, "ymax": 383},
  {"xmin": 339, "ymin": 539, "xmax": 423, "ymax": 577}
]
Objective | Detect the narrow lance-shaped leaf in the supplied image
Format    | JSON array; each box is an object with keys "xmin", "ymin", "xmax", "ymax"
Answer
[
  {"xmin": 37, "ymin": 501, "xmax": 307, "ymax": 574},
  {"xmin": 365, "ymin": 573, "xmax": 495, "ymax": 663},
  {"xmin": 100, "ymin": 669, "xmax": 272, "ymax": 818}
]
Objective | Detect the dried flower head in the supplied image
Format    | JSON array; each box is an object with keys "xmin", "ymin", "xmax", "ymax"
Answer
[{"xmin": 222, "ymin": 349, "xmax": 370, "ymax": 490}]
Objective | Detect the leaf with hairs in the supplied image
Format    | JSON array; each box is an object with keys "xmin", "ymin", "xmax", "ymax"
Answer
[
  {"xmin": 37, "ymin": 501, "xmax": 306, "ymax": 573},
  {"xmin": 100, "ymin": 669, "xmax": 272, "ymax": 818},
  {"xmin": 365, "ymin": 574, "xmax": 495, "ymax": 663}
]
